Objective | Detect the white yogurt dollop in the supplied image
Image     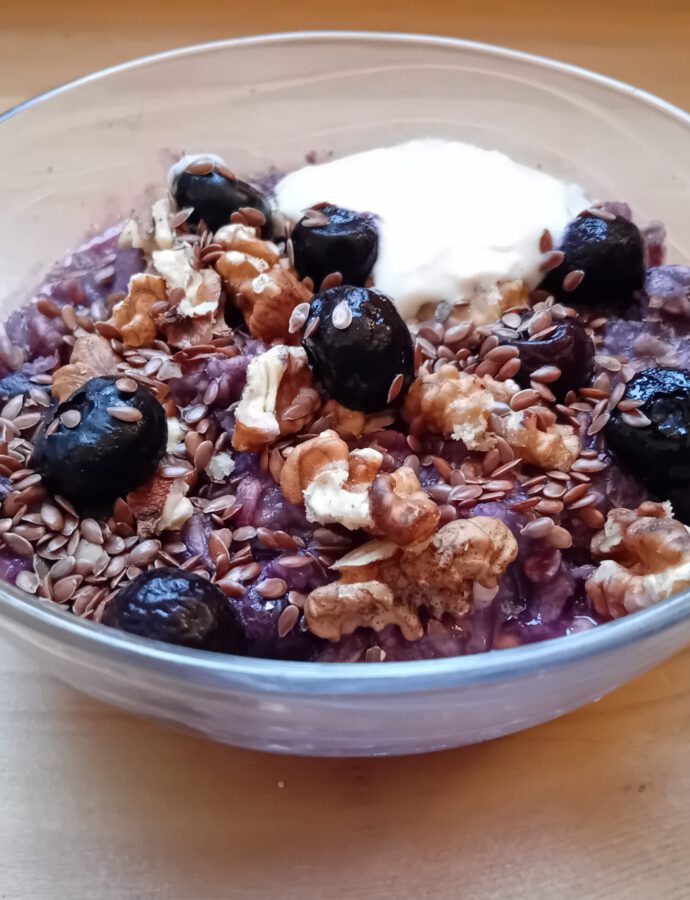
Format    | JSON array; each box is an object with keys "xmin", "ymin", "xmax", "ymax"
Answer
[{"xmin": 275, "ymin": 139, "xmax": 590, "ymax": 321}]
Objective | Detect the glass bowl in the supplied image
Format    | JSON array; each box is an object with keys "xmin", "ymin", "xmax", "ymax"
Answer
[{"xmin": 2, "ymin": 32, "xmax": 690, "ymax": 757}]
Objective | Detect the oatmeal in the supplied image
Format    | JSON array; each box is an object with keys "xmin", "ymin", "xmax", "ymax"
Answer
[{"xmin": 0, "ymin": 143, "xmax": 689, "ymax": 663}]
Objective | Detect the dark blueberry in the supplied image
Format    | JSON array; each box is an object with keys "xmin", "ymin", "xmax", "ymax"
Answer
[
  {"xmin": 302, "ymin": 285, "xmax": 414, "ymax": 413},
  {"xmin": 540, "ymin": 213, "xmax": 645, "ymax": 309},
  {"xmin": 605, "ymin": 367, "xmax": 690, "ymax": 496},
  {"xmin": 32, "ymin": 376, "xmax": 166, "ymax": 508},
  {"xmin": 104, "ymin": 568, "xmax": 245, "ymax": 652},
  {"xmin": 291, "ymin": 205, "xmax": 378, "ymax": 289},
  {"xmin": 173, "ymin": 161, "xmax": 272, "ymax": 234},
  {"xmin": 499, "ymin": 315, "xmax": 594, "ymax": 400}
]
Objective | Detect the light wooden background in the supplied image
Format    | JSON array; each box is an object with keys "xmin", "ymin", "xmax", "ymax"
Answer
[{"xmin": 1, "ymin": 2, "xmax": 690, "ymax": 898}]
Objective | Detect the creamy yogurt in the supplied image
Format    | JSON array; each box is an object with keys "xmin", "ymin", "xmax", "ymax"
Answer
[{"xmin": 275, "ymin": 140, "xmax": 590, "ymax": 321}]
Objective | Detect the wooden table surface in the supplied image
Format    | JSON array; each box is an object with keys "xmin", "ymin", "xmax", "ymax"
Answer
[{"xmin": 2, "ymin": 2, "xmax": 690, "ymax": 898}]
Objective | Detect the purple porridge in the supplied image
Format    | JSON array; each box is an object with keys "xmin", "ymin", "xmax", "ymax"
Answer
[{"xmin": 1, "ymin": 150, "xmax": 689, "ymax": 664}]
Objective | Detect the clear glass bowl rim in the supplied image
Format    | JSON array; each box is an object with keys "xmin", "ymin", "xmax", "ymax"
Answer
[{"xmin": 2, "ymin": 29, "xmax": 690, "ymax": 696}]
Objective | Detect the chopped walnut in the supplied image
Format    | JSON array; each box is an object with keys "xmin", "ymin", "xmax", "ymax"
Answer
[
  {"xmin": 586, "ymin": 503, "xmax": 690, "ymax": 618},
  {"xmin": 152, "ymin": 245, "xmax": 221, "ymax": 318},
  {"xmin": 216, "ymin": 250, "xmax": 272, "ymax": 287},
  {"xmin": 215, "ymin": 223, "xmax": 280, "ymax": 288},
  {"xmin": 151, "ymin": 196, "xmax": 175, "ymax": 250},
  {"xmin": 111, "ymin": 273, "xmax": 167, "ymax": 347},
  {"xmin": 321, "ymin": 399, "xmax": 367, "ymax": 437},
  {"xmin": 232, "ymin": 346, "xmax": 319, "ymax": 452},
  {"xmin": 503, "ymin": 409, "xmax": 580, "ymax": 472},
  {"xmin": 404, "ymin": 365, "xmax": 499, "ymax": 450},
  {"xmin": 166, "ymin": 416, "xmax": 187, "ymax": 452},
  {"xmin": 160, "ymin": 311, "xmax": 215, "ymax": 350},
  {"xmin": 281, "ymin": 432, "xmax": 380, "ymax": 531},
  {"xmin": 369, "ymin": 467, "xmax": 440, "ymax": 546},
  {"xmin": 127, "ymin": 471, "xmax": 194, "ymax": 538},
  {"xmin": 280, "ymin": 430, "xmax": 349, "ymax": 502},
  {"xmin": 305, "ymin": 581, "xmax": 422, "ymax": 642},
  {"xmin": 235, "ymin": 267, "xmax": 312, "ymax": 344},
  {"xmin": 468, "ymin": 279, "xmax": 529, "ymax": 325},
  {"xmin": 399, "ymin": 517, "xmax": 517, "ymax": 616},
  {"xmin": 216, "ymin": 223, "xmax": 279, "ymax": 256},
  {"xmin": 280, "ymin": 431, "xmax": 440, "ymax": 544},
  {"xmin": 52, "ymin": 332, "xmax": 120, "ymax": 401},
  {"xmin": 118, "ymin": 195, "xmax": 176, "ymax": 254},
  {"xmin": 483, "ymin": 374, "xmax": 520, "ymax": 405},
  {"xmin": 205, "ymin": 451, "xmax": 235, "ymax": 483},
  {"xmin": 305, "ymin": 516, "xmax": 517, "ymax": 641}
]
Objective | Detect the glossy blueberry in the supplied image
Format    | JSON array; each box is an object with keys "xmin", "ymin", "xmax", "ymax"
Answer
[
  {"xmin": 499, "ymin": 315, "xmax": 594, "ymax": 400},
  {"xmin": 104, "ymin": 568, "xmax": 245, "ymax": 652},
  {"xmin": 540, "ymin": 213, "xmax": 645, "ymax": 309},
  {"xmin": 291, "ymin": 205, "xmax": 378, "ymax": 289},
  {"xmin": 32, "ymin": 376, "xmax": 166, "ymax": 507},
  {"xmin": 173, "ymin": 162, "xmax": 272, "ymax": 234},
  {"xmin": 605, "ymin": 367, "xmax": 690, "ymax": 492},
  {"xmin": 302, "ymin": 285, "xmax": 414, "ymax": 413}
]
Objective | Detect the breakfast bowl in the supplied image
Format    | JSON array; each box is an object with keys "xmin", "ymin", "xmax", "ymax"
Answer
[{"xmin": 1, "ymin": 31, "xmax": 690, "ymax": 756}]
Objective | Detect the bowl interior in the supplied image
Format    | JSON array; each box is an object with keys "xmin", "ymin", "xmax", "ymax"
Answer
[{"xmin": 1, "ymin": 33, "xmax": 690, "ymax": 695}]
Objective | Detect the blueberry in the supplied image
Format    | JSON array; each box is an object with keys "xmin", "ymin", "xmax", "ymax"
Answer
[
  {"xmin": 540, "ymin": 213, "xmax": 645, "ymax": 309},
  {"xmin": 605, "ymin": 367, "xmax": 690, "ymax": 493},
  {"xmin": 32, "ymin": 376, "xmax": 166, "ymax": 507},
  {"xmin": 173, "ymin": 161, "xmax": 272, "ymax": 234},
  {"xmin": 291, "ymin": 205, "xmax": 378, "ymax": 289},
  {"xmin": 499, "ymin": 315, "xmax": 594, "ymax": 400},
  {"xmin": 303, "ymin": 285, "xmax": 414, "ymax": 412},
  {"xmin": 104, "ymin": 568, "xmax": 245, "ymax": 652}
]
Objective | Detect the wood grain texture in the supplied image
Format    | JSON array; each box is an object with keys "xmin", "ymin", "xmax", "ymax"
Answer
[{"xmin": 1, "ymin": 2, "xmax": 690, "ymax": 897}]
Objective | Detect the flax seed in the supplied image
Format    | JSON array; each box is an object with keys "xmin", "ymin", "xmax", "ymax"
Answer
[{"xmin": 277, "ymin": 603, "xmax": 300, "ymax": 638}]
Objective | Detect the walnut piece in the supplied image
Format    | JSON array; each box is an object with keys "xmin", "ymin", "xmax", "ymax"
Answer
[
  {"xmin": 127, "ymin": 471, "xmax": 194, "ymax": 538},
  {"xmin": 468, "ymin": 279, "xmax": 529, "ymax": 326},
  {"xmin": 216, "ymin": 251, "xmax": 272, "ymax": 288},
  {"xmin": 281, "ymin": 432, "xmax": 380, "ymax": 531},
  {"xmin": 118, "ymin": 195, "xmax": 175, "ymax": 254},
  {"xmin": 503, "ymin": 409, "xmax": 580, "ymax": 472},
  {"xmin": 235, "ymin": 267, "xmax": 312, "ymax": 344},
  {"xmin": 369, "ymin": 467, "xmax": 440, "ymax": 546},
  {"xmin": 232, "ymin": 346, "xmax": 319, "ymax": 452},
  {"xmin": 404, "ymin": 365, "xmax": 499, "ymax": 451},
  {"xmin": 304, "ymin": 581, "xmax": 422, "ymax": 642},
  {"xmin": 52, "ymin": 332, "xmax": 120, "ymax": 401},
  {"xmin": 215, "ymin": 223, "xmax": 281, "ymax": 262},
  {"xmin": 586, "ymin": 502, "xmax": 690, "ymax": 618},
  {"xmin": 215, "ymin": 224, "xmax": 280, "ymax": 289},
  {"xmin": 279, "ymin": 430, "xmax": 350, "ymax": 504},
  {"xmin": 305, "ymin": 516, "xmax": 517, "ymax": 641},
  {"xmin": 160, "ymin": 311, "xmax": 215, "ymax": 350},
  {"xmin": 280, "ymin": 431, "xmax": 439, "ymax": 545},
  {"xmin": 111, "ymin": 273, "xmax": 167, "ymax": 347},
  {"xmin": 151, "ymin": 196, "xmax": 175, "ymax": 250},
  {"xmin": 152, "ymin": 245, "xmax": 221, "ymax": 318},
  {"xmin": 321, "ymin": 399, "xmax": 367, "ymax": 437}
]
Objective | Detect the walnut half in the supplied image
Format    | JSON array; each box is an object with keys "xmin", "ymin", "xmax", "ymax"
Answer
[
  {"xmin": 586, "ymin": 502, "xmax": 690, "ymax": 618},
  {"xmin": 304, "ymin": 581, "xmax": 422, "ymax": 642},
  {"xmin": 232, "ymin": 346, "xmax": 320, "ymax": 452},
  {"xmin": 305, "ymin": 516, "xmax": 518, "ymax": 641},
  {"xmin": 280, "ymin": 431, "xmax": 439, "ymax": 545},
  {"xmin": 235, "ymin": 267, "xmax": 312, "ymax": 345},
  {"xmin": 503, "ymin": 409, "xmax": 580, "ymax": 472},
  {"xmin": 369, "ymin": 468, "xmax": 440, "ymax": 547},
  {"xmin": 404, "ymin": 365, "xmax": 502, "ymax": 451}
]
